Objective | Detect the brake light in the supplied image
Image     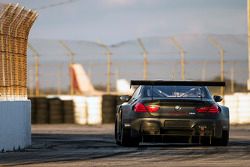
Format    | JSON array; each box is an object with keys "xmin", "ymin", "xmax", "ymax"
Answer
[
  {"xmin": 134, "ymin": 103, "xmax": 160, "ymax": 113},
  {"xmin": 196, "ymin": 104, "xmax": 219, "ymax": 114},
  {"xmin": 134, "ymin": 103, "xmax": 147, "ymax": 112},
  {"xmin": 146, "ymin": 104, "xmax": 160, "ymax": 112}
]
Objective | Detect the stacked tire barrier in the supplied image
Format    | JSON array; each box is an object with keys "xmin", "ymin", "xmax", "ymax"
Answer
[
  {"xmin": 102, "ymin": 95, "xmax": 117, "ymax": 123},
  {"xmin": 30, "ymin": 96, "xmax": 72, "ymax": 124},
  {"xmin": 30, "ymin": 97, "xmax": 36, "ymax": 124},
  {"xmin": 63, "ymin": 100, "xmax": 75, "ymax": 123},
  {"xmin": 35, "ymin": 97, "xmax": 49, "ymax": 124},
  {"xmin": 73, "ymin": 96, "xmax": 87, "ymax": 125},
  {"xmin": 29, "ymin": 95, "xmax": 124, "ymax": 125},
  {"xmin": 48, "ymin": 98, "xmax": 63, "ymax": 124},
  {"xmin": 87, "ymin": 96, "xmax": 102, "ymax": 125}
]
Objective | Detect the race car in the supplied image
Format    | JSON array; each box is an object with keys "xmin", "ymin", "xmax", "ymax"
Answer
[{"xmin": 115, "ymin": 80, "xmax": 229, "ymax": 146}]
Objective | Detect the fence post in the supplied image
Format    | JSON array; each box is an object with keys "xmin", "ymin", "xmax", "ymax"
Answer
[
  {"xmin": 171, "ymin": 37, "xmax": 185, "ymax": 80},
  {"xmin": 137, "ymin": 38, "xmax": 148, "ymax": 80},
  {"xmin": 208, "ymin": 36, "xmax": 225, "ymax": 96},
  {"xmin": 59, "ymin": 40, "xmax": 75, "ymax": 95},
  {"xmin": 97, "ymin": 41, "xmax": 112, "ymax": 94}
]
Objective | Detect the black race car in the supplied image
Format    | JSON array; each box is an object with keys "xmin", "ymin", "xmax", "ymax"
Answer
[{"xmin": 115, "ymin": 80, "xmax": 229, "ymax": 146}]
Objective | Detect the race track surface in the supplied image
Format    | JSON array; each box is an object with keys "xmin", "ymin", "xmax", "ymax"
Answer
[{"xmin": 0, "ymin": 124, "xmax": 250, "ymax": 167}]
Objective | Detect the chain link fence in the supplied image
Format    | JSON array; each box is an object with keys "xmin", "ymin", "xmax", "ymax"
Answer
[
  {"xmin": 0, "ymin": 3, "xmax": 37, "ymax": 100},
  {"xmin": 27, "ymin": 34, "xmax": 248, "ymax": 96}
]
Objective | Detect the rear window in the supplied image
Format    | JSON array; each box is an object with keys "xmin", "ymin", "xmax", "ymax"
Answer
[{"xmin": 143, "ymin": 86, "xmax": 211, "ymax": 99}]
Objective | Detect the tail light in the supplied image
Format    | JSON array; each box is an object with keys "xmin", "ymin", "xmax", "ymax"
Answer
[
  {"xmin": 196, "ymin": 104, "xmax": 219, "ymax": 114},
  {"xmin": 134, "ymin": 103, "xmax": 160, "ymax": 113},
  {"xmin": 134, "ymin": 103, "xmax": 147, "ymax": 112}
]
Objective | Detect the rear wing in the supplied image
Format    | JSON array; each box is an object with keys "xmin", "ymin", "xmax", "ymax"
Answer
[{"xmin": 130, "ymin": 80, "xmax": 226, "ymax": 87}]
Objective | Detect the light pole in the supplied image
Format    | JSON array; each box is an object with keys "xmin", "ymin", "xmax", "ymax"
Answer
[
  {"xmin": 28, "ymin": 43, "xmax": 40, "ymax": 97},
  {"xmin": 137, "ymin": 38, "xmax": 148, "ymax": 80},
  {"xmin": 171, "ymin": 37, "xmax": 185, "ymax": 80},
  {"xmin": 208, "ymin": 36, "xmax": 225, "ymax": 96},
  {"xmin": 97, "ymin": 41, "xmax": 112, "ymax": 94},
  {"xmin": 59, "ymin": 40, "xmax": 75, "ymax": 95}
]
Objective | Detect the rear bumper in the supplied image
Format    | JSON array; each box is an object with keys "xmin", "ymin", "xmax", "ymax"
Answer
[{"xmin": 125, "ymin": 118, "xmax": 229, "ymax": 139}]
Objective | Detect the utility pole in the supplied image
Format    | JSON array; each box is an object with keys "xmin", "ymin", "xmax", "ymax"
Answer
[
  {"xmin": 137, "ymin": 38, "xmax": 148, "ymax": 80},
  {"xmin": 59, "ymin": 40, "xmax": 75, "ymax": 95},
  {"xmin": 247, "ymin": 0, "xmax": 250, "ymax": 90},
  {"xmin": 208, "ymin": 36, "xmax": 225, "ymax": 96},
  {"xmin": 28, "ymin": 43, "xmax": 40, "ymax": 97},
  {"xmin": 171, "ymin": 37, "xmax": 185, "ymax": 80},
  {"xmin": 97, "ymin": 41, "xmax": 112, "ymax": 94}
]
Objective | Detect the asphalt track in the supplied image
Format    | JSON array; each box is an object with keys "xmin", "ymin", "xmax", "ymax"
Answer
[{"xmin": 0, "ymin": 124, "xmax": 250, "ymax": 167}]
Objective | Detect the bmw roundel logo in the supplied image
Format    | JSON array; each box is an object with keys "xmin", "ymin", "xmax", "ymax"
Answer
[{"xmin": 175, "ymin": 105, "xmax": 182, "ymax": 111}]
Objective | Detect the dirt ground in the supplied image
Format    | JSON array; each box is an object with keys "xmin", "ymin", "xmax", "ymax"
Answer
[{"xmin": 0, "ymin": 124, "xmax": 250, "ymax": 167}]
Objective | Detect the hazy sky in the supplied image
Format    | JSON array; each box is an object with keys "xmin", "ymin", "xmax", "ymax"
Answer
[{"xmin": 1, "ymin": 0, "xmax": 247, "ymax": 44}]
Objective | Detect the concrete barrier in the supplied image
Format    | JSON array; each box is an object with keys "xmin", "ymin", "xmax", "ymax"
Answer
[{"xmin": 0, "ymin": 101, "xmax": 31, "ymax": 152}]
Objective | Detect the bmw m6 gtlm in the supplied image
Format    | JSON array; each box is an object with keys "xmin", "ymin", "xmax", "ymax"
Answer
[{"xmin": 115, "ymin": 80, "xmax": 229, "ymax": 146}]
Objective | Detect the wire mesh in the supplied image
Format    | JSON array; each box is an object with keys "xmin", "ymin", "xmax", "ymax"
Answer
[
  {"xmin": 0, "ymin": 3, "xmax": 37, "ymax": 100},
  {"xmin": 27, "ymin": 34, "xmax": 248, "ymax": 96}
]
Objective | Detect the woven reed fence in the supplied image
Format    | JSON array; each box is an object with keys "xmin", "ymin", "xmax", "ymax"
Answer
[{"xmin": 0, "ymin": 3, "xmax": 37, "ymax": 100}]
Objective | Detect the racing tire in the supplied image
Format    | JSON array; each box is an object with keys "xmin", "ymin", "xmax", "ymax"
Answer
[
  {"xmin": 120, "ymin": 126, "xmax": 139, "ymax": 147},
  {"xmin": 115, "ymin": 119, "xmax": 121, "ymax": 146},
  {"xmin": 213, "ymin": 130, "xmax": 229, "ymax": 146}
]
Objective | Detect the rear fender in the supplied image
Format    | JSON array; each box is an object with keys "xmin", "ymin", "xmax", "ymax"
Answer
[
  {"xmin": 120, "ymin": 104, "xmax": 132, "ymax": 122},
  {"xmin": 219, "ymin": 106, "xmax": 229, "ymax": 120}
]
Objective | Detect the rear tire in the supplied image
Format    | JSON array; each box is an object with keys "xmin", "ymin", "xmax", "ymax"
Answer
[
  {"xmin": 115, "ymin": 119, "xmax": 121, "ymax": 145},
  {"xmin": 216, "ymin": 131, "xmax": 229, "ymax": 146},
  {"xmin": 120, "ymin": 126, "xmax": 139, "ymax": 147},
  {"xmin": 213, "ymin": 130, "xmax": 229, "ymax": 146}
]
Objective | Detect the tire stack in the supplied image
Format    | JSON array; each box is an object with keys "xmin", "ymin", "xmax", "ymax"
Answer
[
  {"xmin": 29, "ymin": 97, "xmax": 37, "ymax": 124},
  {"xmin": 36, "ymin": 97, "xmax": 49, "ymax": 124},
  {"xmin": 48, "ymin": 98, "xmax": 63, "ymax": 124},
  {"xmin": 62, "ymin": 100, "xmax": 75, "ymax": 123},
  {"xmin": 102, "ymin": 95, "xmax": 117, "ymax": 123}
]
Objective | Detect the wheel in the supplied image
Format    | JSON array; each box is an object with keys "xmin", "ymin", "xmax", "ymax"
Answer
[
  {"xmin": 116, "ymin": 111, "xmax": 139, "ymax": 147},
  {"xmin": 115, "ymin": 119, "xmax": 121, "ymax": 145},
  {"xmin": 208, "ymin": 130, "xmax": 229, "ymax": 146},
  {"xmin": 213, "ymin": 130, "xmax": 229, "ymax": 146},
  {"xmin": 120, "ymin": 126, "xmax": 139, "ymax": 147}
]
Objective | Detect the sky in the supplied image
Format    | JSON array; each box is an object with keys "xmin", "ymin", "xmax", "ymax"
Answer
[{"xmin": 1, "ymin": 0, "xmax": 247, "ymax": 44}]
